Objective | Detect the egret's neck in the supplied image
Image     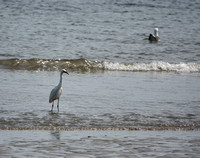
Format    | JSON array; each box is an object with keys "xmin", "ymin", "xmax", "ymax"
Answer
[{"xmin": 58, "ymin": 73, "xmax": 63, "ymax": 87}]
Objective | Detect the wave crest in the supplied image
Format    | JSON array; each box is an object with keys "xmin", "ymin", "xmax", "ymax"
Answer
[
  {"xmin": 103, "ymin": 61, "xmax": 200, "ymax": 72},
  {"xmin": 0, "ymin": 58, "xmax": 199, "ymax": 73}
]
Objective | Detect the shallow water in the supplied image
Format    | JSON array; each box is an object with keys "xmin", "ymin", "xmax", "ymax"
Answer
[
  {"xmin": 0, "ymin": 130, "xmax": 200, "ymax": 157},
  {"xmin": 1, "ymin": 69, "xmax": 200, "ymax": 157},
  {"xmin": 0, "ymin": 0, "xmax": 200, "ymax": 157},
  {"xmin": 1, "ymin": 70, "xmax": 200, "ymax": 131}
]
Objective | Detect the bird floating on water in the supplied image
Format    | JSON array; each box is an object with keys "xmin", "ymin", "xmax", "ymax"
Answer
[
  {"xmin": 49, "ymin": 69, "xmax": 69, "ymax": 112},
  {"xmin": 149, "ymin": 28, "xmax": 160, "ymax": 42}
]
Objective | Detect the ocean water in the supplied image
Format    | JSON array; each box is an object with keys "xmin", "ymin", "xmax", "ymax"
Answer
[{"xmin": 0, "ymin": 0, "xmax": 200, "ymax": 157}]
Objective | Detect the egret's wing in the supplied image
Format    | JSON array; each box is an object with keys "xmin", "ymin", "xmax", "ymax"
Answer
[{"xmin": 49, "ymin": 86, "xmax": 58, "ymax": 103}]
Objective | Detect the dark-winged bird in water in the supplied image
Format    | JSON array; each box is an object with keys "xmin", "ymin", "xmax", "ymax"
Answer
[{"xmin": 149, "ymin": 28, "xmax": 160, "ymax": 42}]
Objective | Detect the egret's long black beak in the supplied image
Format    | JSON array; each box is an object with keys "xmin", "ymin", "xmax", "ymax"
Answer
[{"xmin": 64, "ymin": 71, "xmax": 69, "ymax": 75}]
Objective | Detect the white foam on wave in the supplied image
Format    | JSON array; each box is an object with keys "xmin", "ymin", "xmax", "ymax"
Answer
[{"xmin": 102, "ymin": 61, "xmax": 200, "ymax": 72}]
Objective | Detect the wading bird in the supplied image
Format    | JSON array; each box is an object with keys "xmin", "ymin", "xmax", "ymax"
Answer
[
  {"xmin": 49, "ymin": 69, "xmax": 69, "ymax": 112},
  {"xmin": 149, "ymin": 28, "xmax": 160, "ymax": 42}
]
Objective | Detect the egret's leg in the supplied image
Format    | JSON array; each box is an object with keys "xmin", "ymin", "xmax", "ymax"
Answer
[
  {"xmin": 51, "ymin": 101, "xmax": 54, "ymax": 111},
  {"xmin": 57, "ymin": 98, "xmax": 59, "ymax": 112}
]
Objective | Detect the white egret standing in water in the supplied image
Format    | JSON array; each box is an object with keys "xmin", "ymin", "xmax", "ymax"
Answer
[{"xmin": 49, "ymin": 69, "xmax": 69, "ymax": 112}]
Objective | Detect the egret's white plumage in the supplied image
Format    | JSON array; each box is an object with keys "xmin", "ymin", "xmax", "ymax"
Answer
[
  {"xmin": 49, "ymin": 69, "xmax": 69, "ymax": 112},
  {"xmin": 149, "ymin": 28, "xmax": 160, "ymax": 42}
]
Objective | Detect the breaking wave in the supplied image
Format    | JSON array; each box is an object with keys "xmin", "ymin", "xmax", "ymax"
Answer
[{"xmin": 0, "ymin": 58, "xmax": 200, "ymax": 73}]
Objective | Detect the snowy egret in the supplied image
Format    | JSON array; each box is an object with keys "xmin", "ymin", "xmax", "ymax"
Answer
[
  {"xmin": 149, "ymin": 28, "xmax": 160, "ymax": 42},
  {"xmin": 49, "ymin": 69, "xmax": 69, "ymax": 112}
]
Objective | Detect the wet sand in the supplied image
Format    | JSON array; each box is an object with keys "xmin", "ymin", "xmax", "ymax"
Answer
[{"xmin": 0, "ymin": 130, "xmax": 199, "ymax": 157}]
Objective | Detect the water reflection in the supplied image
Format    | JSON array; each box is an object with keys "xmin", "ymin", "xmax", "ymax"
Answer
[{"xmin": 50, "ymin": 130, "xmax": 60, "ymax": 140}]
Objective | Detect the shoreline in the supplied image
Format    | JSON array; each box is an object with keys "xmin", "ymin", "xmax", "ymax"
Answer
[{"xmin": 0, "ymin": 127, "xmax": 200, "ymax": 131}]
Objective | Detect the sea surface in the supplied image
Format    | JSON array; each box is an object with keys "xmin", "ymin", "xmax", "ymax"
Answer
[{"xmin": 0, "ymin": 0, "xmax": 200, "ymax": 157}]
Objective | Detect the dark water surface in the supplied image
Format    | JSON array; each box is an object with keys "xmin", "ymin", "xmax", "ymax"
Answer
[{"xmin": 0, "ymin": 0, "xmax": 200, "ymax": 64}]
